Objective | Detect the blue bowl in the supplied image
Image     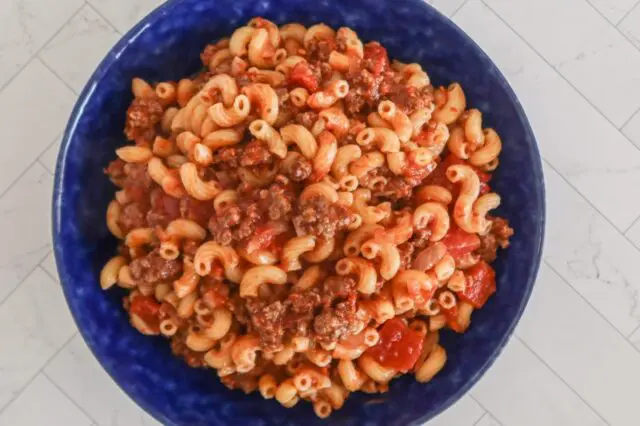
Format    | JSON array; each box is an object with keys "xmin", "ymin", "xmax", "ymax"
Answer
[{"xmin": 52, "ymin": 0, "xmax": 545, "ymax": 424}]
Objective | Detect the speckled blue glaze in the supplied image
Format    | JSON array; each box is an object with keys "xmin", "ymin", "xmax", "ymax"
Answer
[{"xmin": 52, "ymin": 0, "xmax": 545, "ymax": 424}]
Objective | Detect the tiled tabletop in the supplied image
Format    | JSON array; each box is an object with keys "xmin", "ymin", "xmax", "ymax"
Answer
[{"xmin": 1, "ymin": 0, "xmax": 640, "ymax": 425}]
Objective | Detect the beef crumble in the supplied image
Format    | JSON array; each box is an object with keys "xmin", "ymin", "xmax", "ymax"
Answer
[{"xmin": 292, "ymin": 195, "xmax": 352, "ymax": 238}]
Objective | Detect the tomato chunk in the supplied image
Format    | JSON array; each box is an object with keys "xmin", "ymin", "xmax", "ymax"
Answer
[
  {"xmin": 459, "ymin": 261, "xmax": 496, "ymax": 308},
  {"xmin": 440, "ymin": 226, "xmax": 481, "ymax": 261},
  {"xmin": 129, "ymin": 295, "xmax": 161, "ymax": 333},
  {"xmin": 288, "ymin": 62, "xmax": 319, "ymax": 92},
  {"xmin": 363, "ymin": 42, "xmax": 389, "ymax": 75},
  {"xmin": 366, "ymin": 318, "xmax": 424, "ymax": 372}
]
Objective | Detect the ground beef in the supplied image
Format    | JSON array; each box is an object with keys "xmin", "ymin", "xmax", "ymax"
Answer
[
  {"xmin": 410, "ymin": 229, "xmax": 431, "ymax": 249},
  {"xmin": 320, "ymin": 276, "xmax": 357, "ymax": 306},
  {"xmin": 124, "ymin": 98, "xmax": 163, "ymax": 142},
  {"xmin": 208, "ymin": 204, "xmax": 243, "ymax": 245},
  {"xmin": 381, "ymin": 177, "xmax": 413, "ymax": 202},
  {"xmin": 313, "ymin": 294, "xmax": 358, "ymax": 344},
  {"xmin": 383, "ymin": 85, "xmax": 434, "ymax": 115},
  {"xmin": 477, "ymin": 217, "xmax": 514, "ymax": 262},
  {"xmin": 294, "ymin": 111, "xmax": 319, "ymax": 130},
  {"xmin": 146, "ymin": 188, "xmax": 180, "ymax": 228},
  {"xmin": 246, "ymin": 299, "xmax": 287, "ymax": 352},
  {"xmin": 180, "ymin": 196, "xmax": 214, "ymax": 228},
  {"xmin": 398, "ymin": 242, "xmax": 415, "ymax": 271},
  {"xmin": 307, "ymin": 37, "xmax": 337, "ymax": 62},
  {"xmin": 105, "ymin": 159, "xmax": 126, "ymax": 186},
  {"xmin": 171, "ymin": 333, "xmax": 205, "ymax": 368},
  {"xmin": 129, "ymin": 250, "xmax": 183, "ymax": 286},
  {"xmin": 292, "ymin": 195, "xmax": 352, "ymax": 238},
  {"xmin": 121, "ymin": 163, "xmax": 153, "ymax": 202},
  {"xmin": 213, "ymin": 147, "xmax": 243, "ymax": 169},
  {"xmin": 240, "ymin": 140, "xmax": 274, "ymax": 167},
  {"xmin": 220, "ymin": 373, "xmax": 259, "ymax": 394},
  {"xmin": 287, "ymin": 156, "xmax": 312, "ymax": 182},
  {"xmin": 258, "ymin": 180, "xmax": 296, "ymax": 221},
  {"xmin": 118, "ymin": 202, "xmax": 149, "ymax": 234}
]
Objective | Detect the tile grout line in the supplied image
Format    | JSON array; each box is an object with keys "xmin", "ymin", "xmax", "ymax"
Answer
[
  {"xmin": 41, "ymin": 371, "xmax": 98, "ymax": 425},
  {"xmin": 0, "ymin": 331, "xmax": 78, "ymax": 418},
  {"xmin": 615, "ymin": 0, "xmax": 640, "ymax": 25},
  {"xmin": 542, "ymin": 158, "xmax": 639, "ymax": 242},
  {"xmin": 480, "ymin": 0, "xmax": 640, "ymax": 152},
  {"xmin": 473, "ymin": 412, "xmax": 500, "ymax": 426},
  {"xmin": 0, "ymin": 1, "xmax": 87, "ymax": 98},
  {"xmin": 450, "ymin": 0, "xmax": 471, "ymax": 18},
  {"xmin": 623, "ymin": 213, "xmax": 640, "ymax": 235},
  {"xmin": 543, "ymin": 259, "xmax": 640, "ymax": 354},
  {"xmin": 37, "ymin": 159, "xmax": 55, "ymax": 176},
  {"xmin": 38, "ymin": 263, "xmax": 58, "ymax": 283},
  {"xmin": 85, "ymin": 1, "xmax": 124, "ymax": 36},
  {"xmin": 627, "ymin": 321, "xmax": 640, "ymax": 339},
  {"xmin": 0, "ymin": 250, "xmax": 52, "ymax": 310},
  {"xmin": 513, "ymin": 335, "xmax": 611, "ymax": 425},
  {"xmin": 584, "ymin": 0, "xmax": 640, "ymax": 61},
  {"xmin": 620, "ymin": 105, "xmax": 640, "ymax": 132},
  {"xmin": 467, "ymin": 394, "xmax": 499, "ymax": 425},
  {"xmin": 36, "ymin": 56, "xmax": 79, "ymax": 96}
]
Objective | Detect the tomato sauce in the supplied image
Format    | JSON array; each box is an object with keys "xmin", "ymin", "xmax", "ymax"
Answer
[
  {"xmin": 289, "ymin": 62, "xmax": 319, "ymax": 92},
  {"xmin": 366, "ymin": 318, "xmax": 424, "ymax": 372},
  {"xmin": 129, "ymin": 295, "xmax": 161, "ymax": 333},
  {"xmin": 424, "ymin": 154, "xmax": 492, "ymax": 196},
  {"xmin": 459, "ymin": 261, "xmax": 496, "ymax": 308}
]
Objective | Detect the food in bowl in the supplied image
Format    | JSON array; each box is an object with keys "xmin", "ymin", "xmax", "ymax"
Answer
[{"xmin": 99, "ymin": 18, "xmax": 513, "ymax": 418}]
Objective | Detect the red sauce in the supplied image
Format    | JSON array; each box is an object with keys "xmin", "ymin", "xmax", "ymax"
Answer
[
  {"xmin": 363, "ymin": 42, "xmax": 389, "ymax": 75},
  {"xmin": 366, "ymin": 318, "xmax": 424, "ymax": 372},
  {"xmin": 440, "ymin": 226, "xmax": 481, "ymax": 261},
  {"xmin": 182, "ymin": 197, "xmax": 214, "ymax": 228},
  {"xmin": 289, "ymin": 62, "xmax": 319, "ymax": 92},
  {"xmin": 129, "ymin": 295, "xmax": 161, "ymax": 333},
  {"xmin": 459, "ymin": 261, "xmax": 496, "ymax": 308}
]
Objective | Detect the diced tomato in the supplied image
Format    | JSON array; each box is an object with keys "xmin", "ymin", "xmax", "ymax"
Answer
[
  {"xmin": 129, "ymin": 295, "xmax": 161, "ymax": 333},
  {"xmin": 440, "ymin": 226, "xmax": 481, "ymax": 261},
  {"xmin": 363, "ymin": 42, "xmax": 389, "ymax": 75},
  {"xmin": 459, "ymin": 261, "xmax": 496, "ymax": 308},
  {"xmin": 366, "ymin": 318, "xmax": 424, "ymax": 372},
  {"xmin": 288, "ymin": 62, "xmax": 319, "ymax": 92}
]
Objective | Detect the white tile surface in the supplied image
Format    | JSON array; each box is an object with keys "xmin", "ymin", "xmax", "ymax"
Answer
[
  {"xmin": 87, "ymin": 0, "xmax": 164, "ymax": 33},
  {"xmin": 455, "ymin": 0, "xmax": 640, "ymax": 230},
  {"xmin": 518, "ymin": 264, "xmax": 640, "ymax": 425},
  {"xmin": 425, "ymin": 395, "xmax": 484, "ymax": 426},
  {"xmin": 484, "ymin": 0, "xmax": 640, "ymax": 128},
  {"xmin": 0, "ymin": 59, "xmax": 75, "ymax": 195},
  {"xmin": 587, "ymin": 0, "xmax": 640, "ymax": 24},
  {"xmin": 618, "ymin": 2, "xmax": 640, "ymax": 49},
  {"xmin": 0, "ymin": 267, "xmax": 76, "ymax": 411},
  {"xmin": 1, "ymin": 0, "xmax": 640, "ymax": 424},
  {"xmin": 470, "ymin": 338, "xmax": 605, "ymax": 426},
  {"xmin": 0, "ymin": 0, "xmax": 84, "ymax": 89},
  {"xmin": 0, "ymin": 162, "xmax": 54, "ymax": 304},
  {"xmin": 0, "ymin": 374, "xmax": 92, "ymax": 426},
  {"xmin": 40, "ymin": 5, "xmax": 120, "ymax": 94},
  {"xmin": 45, "ymin": 334, "xmax": 161, "ymax": 426}
]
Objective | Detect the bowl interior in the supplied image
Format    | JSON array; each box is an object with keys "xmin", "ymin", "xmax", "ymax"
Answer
[{"xmin": 53, "ymin": 0, "xmax": 545, "ymax": 424}]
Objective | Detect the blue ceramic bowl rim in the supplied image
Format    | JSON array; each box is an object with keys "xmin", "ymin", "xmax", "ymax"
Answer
[{"xmin": 52, "ymin": 1, "xmax": 546, "ymax": 424}]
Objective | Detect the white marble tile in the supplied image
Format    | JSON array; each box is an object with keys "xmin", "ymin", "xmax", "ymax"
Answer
[
  {"xmin": 518, "ymin": 264, "xmax": 640, "ymax": 425},
  {"xmin": 474, "ymin": 413, "xmax": 502, "ymax": 426},
  {"xmin": 0, "ymin": 267, "xmax": 76, "ymax": 411},
  {"xmin": 483, "ymin": 0, "xmax": 640, "ymax": 127},
  {"xmin": 618, "ymin": 2, "xmax": 640, "ymax": 50},
  {"xmin": 38, "ymin": 136, "xmax": 62, "ymax": 174},
  {"xmin": 425, "ymin": 394, "xmax": 484, "ymax": 426},
  {"xmin": 470, "ymin": 338, "xmax": 604, "ymax": 426},
  {"xmin": 454, "ymin": 0, "xmax": 640, "ymax": 230},
  {"xmin": 542, "ymin": 162, "xmax": 640, "ymax": 335},
  {"xmin": 39, "ymin": 5, "xmax": 120, "ymax": 94},
  {"xmin": 0, "ymin": 373, "xmax": 92, "ymax": 426},
  {"xmin": 45, "ymin": 334, "xmax": 161, "ymax": 426},
  {"xmin": 0, "ymin": 0, "xmax": 84, "ymax": 89},
  {"xmin": 0, "ymin": 163, "xmax": 54, "ymax": 304},
  {"xmin": 0, "ymin": 59, "xmax": 75, "ymax": 195},
  {"xmin": 425, "ymin": 0, "xmax": 468, "ymax": 17},
  {"xmin": 86, "ymin": 0, "xmax": 164, "ymax": 34},
  {"xmin": 587, "ymin": 0, "xmax": 640, "ymax": 24},
  {"xmin": 628, "ymin": 325, "xmax": 640, "ymax": 351}
]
